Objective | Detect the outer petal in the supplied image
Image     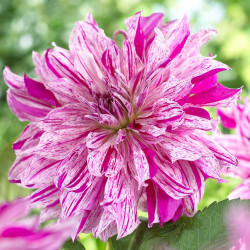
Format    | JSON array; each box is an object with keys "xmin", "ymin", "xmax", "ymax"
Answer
[
  {"xmin": 215, "ymin": 134, "xmax": 250, "ymax": 179},
  {"xmin": 194, "ymin": 156, "xmax": 222, "ymax": 180},
  {"xmin": 3, "ymin": 67, "xmax": 24, "ymax": 89},
  {"xmin": 121, "ymin": 40, "xmax": 142, "ymax": 82},
  {"xmin": 177, "ymin": 29, "xmax": 217, "ymax": 59},
  {"xmin": 172, "ymin": 56, "xmax": 230, "ymax": 83},
  {"xmin": 69, "ymin": 15, "xmax": 112, "ymax": 64},
  {"xmin": 33, "ymin": 47, "xmax": 89, "ymax": 89},
  {"xmin": 44, "ymin": 78, "xmax": 86, "ymax": 106},
  {"xmin": 21, "ymin": 156, "xmax": 60, "ymax": 187},
  {"xmin": 36, "ymin": 131, "xmax": 86, "ymax": 160},
  {"xmin": 102, "ymin": 170, "xmax": 138, "ymax": 206},
  {"xmin": 46, "ymin": 46, "xmax": 88, "ymax": 85},
  {"xmin": 39, "ymin": 203, "xmax": 61, "ymax": 222},
  {"xmin": 228, "ymin": 180, "xmax": 250, "ymax": 200},
  {"xmin": 8, "ymin": 154, "xmax": 34, "ymax": 184},
  {"xmin": 140, "ymin": 13, "xmax": 164, "ymax": 47},
  {"xmin": 146, "ymin": 181, "xmax": 160, "ymax": 227},
  {"xmin": 71, "ymin": 207, "xmax": 103, "ymax": 238},
  {"xmin": 9, "ymin": 124, "xmax": 43, "ymax": 184},
  {"xmin": 101, "ymin": 44, "xmax": 120, "ymax": 79},
  {"xmin": 86, "ymin": 131, "xmax": 122, "ymax": 177},
  {"xmin": 159, "ymin": 15, "xmax": 190, "ymax": 67},
  {"xmin": 36, "ymin": 104, "xmax": 94, "ymax": 160},
  {"xmin": 92, "ymin": 209, "xmax": 117, "ymax": 242},
  {"xmin": 162, "ymin": 75, "xmax": 192, "ymax": 103},
  {"xmin": 190, "ymin": 73, "xmax": 218, "ymax": 95},
  {"xmin": 152, "ymin": 157, "xmax": 194, "ymax": 199},
  {"xmin": 156, "ymin": 133, "xmax": 211, "ymax": 163},
  {"xmin": 24, "ymin": 74, "xmax": 60, "ymax": 107},
  {"xmin": 95, "ymin": 171, "xmax": 140, "ymax": 241},
  {"xmin": 191, "ymin": 131, "xmax": 238, "ymax": 168},
  {"xmin": 157, "ymin": 187, "xmax": 183, "ymax": 225},
  {"xmin": 125, "ymin": 12, "xmax": 164, "ymax": 60},
  {"xmin": 54, "ymin": 145, "xmax": 90, "ymax": 190},
  {"xmin": 178, "ymin": 161, "xmax": 205, "ymax": 217},
  {"xmin": 7, "ymin": 90, "xmax": 52, "ymax": 122},
  {"xmin": 181, "ymin": 107, "xmax": 213, "ymax": 131},
  {"xmin": 3, "ymin": 68, "xmax": 56, "ymax": 122},
  {"xmin": 217, "ymin": 108, "xmax": 236, "ymax": 129},
  {"xmin": 146, "ymin": 181, "xmax": 183, "ymax": 227},
  {"xmin": 60, "ymin": 177, "xmax": 104, "ymax": 217},
  {"xmin": 28, "ymin": 185, "xmax": 60, "ymax": 210},
  {"xmin": 37, "ymin": 103, "xmax": 93, "ymax": 132},
  {"xmin": 32, "ymin": 49, "xmax": 61, "ymax": 82},
  {"xmin": 0, "ymin": 200, "xmax": 29, "ymax": 227},
  {"xmin": 125, "ymin": 12, "xmax": 145, "ymax": 60},
  {"xmin": 0, "ymin": 200, "xmax": 73, "ymax": 250},
  {"xmin": 113, "ymin": 197, "xmax": 140, "ymax": 240},
  {"xmin": 147, "ymin": 15, "xmax": 190, "ymax": 70},
  {"xmin": 188, "ymin": 83, "xmax": 242, "ymax": 107}
]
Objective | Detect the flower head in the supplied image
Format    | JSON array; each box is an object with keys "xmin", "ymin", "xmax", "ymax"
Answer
[
  {"xmin": 4, "ymin": 12, "xmax": 241, "ymax": 241},
  {"xmin": 216, "ymin": 98, "xmax": 250, "ymax": 199},
  {"xmin": 0, "ymin": 199, "xmax": 73, "ymax": 250}
]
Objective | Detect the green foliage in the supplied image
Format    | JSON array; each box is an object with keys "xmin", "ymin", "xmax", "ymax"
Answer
[
  {"xmin": 0, "ymin": 104, "xmax": 30, "ymax": 202},
  {"xmin": 79, "ymin": 234, "xmax": 106, "ymax": 250},
  {"xmin": 62, "ymin": 239, "xmax": 86, "ymax": 250},
  {"xmin": 110, "ymin": 199, "xmax": 250, "ymax": 250},
  {"xmin": 198, "ymin": 176, "xmax": 242, "ymax": 210}
]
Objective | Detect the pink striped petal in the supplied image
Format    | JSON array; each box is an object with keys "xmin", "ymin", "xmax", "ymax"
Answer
[
  {"xmin": 217, "ymin": 108, "xmax": 236, "ymax": 129},
  {"xmin": 188, "ymin": 83, "xmax": 242, "ymax": 107},
  {"xmin": 3, "ymin": 67, "xmax": 24, "ymax": 89},
  {"xmin": 7, "ymin": 90, "xmax": 52, "ymax": 121},
  {"xmin": 60, "ymin": 177, "xmax": 104, "ymax": 217},
  {"xmin": 228, "ymin": 180, "xmax": 250, "ymax": 200},
  {"xmin": 24, "ymin": 74, "xmax": 60, "ymax": 107}
]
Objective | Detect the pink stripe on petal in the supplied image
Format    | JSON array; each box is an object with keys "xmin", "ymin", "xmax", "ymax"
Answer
[
  {"xmin": 24, "ymin": 74, "xmax": 60, "ymax": 107},
  {"xmin": 157, "ymin": 188, "xmax": 182, "ymax": 225},
  {"xmin": 160, "ymin": 15, "xmax": 190, "ymax": 67},
  {"xmin": 7, "ymin": 90, "xmax": 52, "ymax": 121},
  {"xmin": 134, "ymin": 15, "xmax": 145, "ymax": 60},
  {"xmin": 189, "ymin": 83, "xmax": 242, "ymax": 107},
  {"xmin": 3, "ymin": 67, "xmax": 24, "ymax": 89},
  {"xmin": 217, "ymin": 109, "xmax": 236, "ymax": 129},
  {"xmin": 228, "ymin": 181, "xmax": 250, "ymax": 200},
  {"xmin": 191, "ymin": 73, "xmax": 218, "ymax": 94},
  {"xmin": 146, "ymin": 181, "xmax": 159, "ymax": 227}
]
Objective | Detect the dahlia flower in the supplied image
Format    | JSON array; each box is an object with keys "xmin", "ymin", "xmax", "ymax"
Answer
[
  {"xmin": 0, "ymin": 199, "xmax": 73, "ymax": 250},
  {"xmin": 216, "ymin": 98, "xmax": 250, "ymax": 199},
  {"xmin": 4, "ymin": 12, "xmax": 242, "ymax": 241},
  {"xmin": 228, "ymin": 205, "xmax": 250, "ymax": 250}
]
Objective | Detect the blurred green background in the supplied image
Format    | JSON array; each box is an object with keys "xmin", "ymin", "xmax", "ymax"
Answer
[{"xmin": 0, "ymin": 0, "xmax": 249, "ymax": 249}]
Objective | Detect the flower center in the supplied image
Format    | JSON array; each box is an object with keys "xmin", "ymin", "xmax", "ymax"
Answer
[
  {"xmin": 96, "ymin": 92, "xmax": 115, "ymax": 114},
  {"xmin": 93, "ymin": 92, "xmax": 136, "ymax": 130}
]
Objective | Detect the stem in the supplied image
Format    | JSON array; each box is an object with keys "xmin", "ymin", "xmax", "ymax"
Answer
[{"xmin": 106, "ymin": 239, "xmax": 112, "ymax": 250}]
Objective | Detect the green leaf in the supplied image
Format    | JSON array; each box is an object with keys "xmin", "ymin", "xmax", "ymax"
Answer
[
  {"xmin": 61, "ymin": 239, "xmax": 86, "ymax": 250},
  {"xmin": 108, "ymin": 231, "xmax": 134, "ymax": 250},
  {"xmin": 110, "ymin": 199, "xmax": 250, "ymax": 250}
]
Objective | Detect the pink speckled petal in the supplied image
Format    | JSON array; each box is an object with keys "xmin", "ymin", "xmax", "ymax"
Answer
[
  {"xmin": 228, "ymin": 180, "xmax": 250, "ymax": 200},
  {"xmin": 189, "ymin": 83, "xmax": 242, "ymax": 107}
]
